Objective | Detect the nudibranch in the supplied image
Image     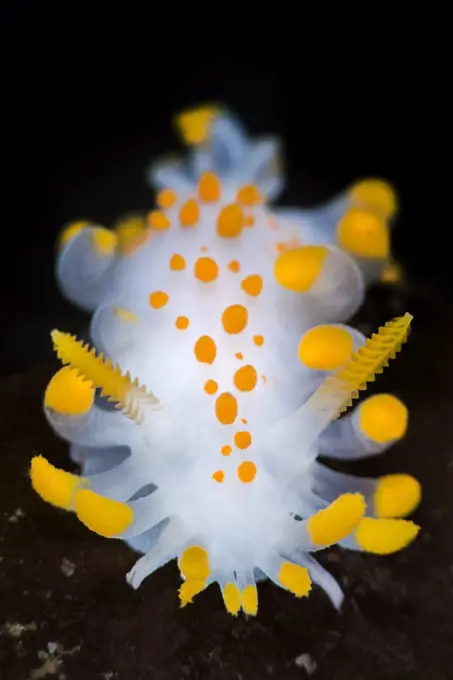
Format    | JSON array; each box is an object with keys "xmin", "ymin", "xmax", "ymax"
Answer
[{"xmin": 31, "ymin": 105, "xmax": 420, "ymax": 616}]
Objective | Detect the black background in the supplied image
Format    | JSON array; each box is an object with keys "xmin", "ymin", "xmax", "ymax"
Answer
[{"xmin": 2, "ymin": 7, "xmax": 453, "ymax": 680}]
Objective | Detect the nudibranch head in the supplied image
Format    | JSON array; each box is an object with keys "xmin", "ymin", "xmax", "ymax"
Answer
[{"xmin": 34, "ymin": 104, "xmax": 419, "ymax": 617}]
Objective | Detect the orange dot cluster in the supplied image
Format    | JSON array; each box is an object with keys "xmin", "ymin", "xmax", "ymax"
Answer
[
  {"xmin": 148, "ymin": 174, "xmax": 266, "ymax": 486},
  {"xmin": 148, "ymin": 173, "xmax": 263, "ymax": 241}
]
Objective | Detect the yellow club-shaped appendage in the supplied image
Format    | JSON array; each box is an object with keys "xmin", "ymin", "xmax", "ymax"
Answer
[
  {"xmin": 74, "ymin": 489, "xmax": 133, "ymax": 537},
  {"xmin": 175, "ymin": 105, "xmax": 221, "ymax": 145},
  {"xmin": 349, "ymin": 178, "xmax": 398, "ymax": 220},
  {"xmin": 307, "ymin": 493, "xmax": 366, "ymax": 546},
  {"xmin": 374, "ymin": 474, "xmax": 421, "ymax": 518},
  {"xmin": 355, "ymin": 517, "xmax": 420, "ymax": 554},
  {"xmin": 278, "ymin": 562, "xmax": 312, "ymax": 597},
  {"xmin": 337, "ymin": 208, "xmax": 389, "ymax": 259},
  {"xmin": 274, "ymin": 246, "xmax": 327, "ymax": 292},
  {"xmin": 298, "ymin": 325, "xmax": 354, "ymax": 370},
  {"xmin": 30, "ymin": 456, "xmax": 83, "ymax": 510},
  {"xmin": 45, "ymin": 366, "xmax": 94, "ymax": 415},
  {"xmin": 222, "ymin": 583, "xmax": 242, "ymax": 615},
  {"xmin": 178, "ymin": 546, "xmax": 211, "ymax": 607},
  {"xmin": 359, "ymin": 394, "xmax": 408, "ymax": 444}
]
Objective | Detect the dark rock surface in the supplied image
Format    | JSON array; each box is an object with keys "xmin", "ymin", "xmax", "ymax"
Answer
[{"xmin": 1, "ymin": 285, "xmax": 453, "ymax": 680}]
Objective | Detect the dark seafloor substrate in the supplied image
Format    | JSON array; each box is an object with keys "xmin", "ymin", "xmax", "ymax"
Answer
[{"xmin": 1, "ymin": 284, "xmax": 453, "ymax": 680}]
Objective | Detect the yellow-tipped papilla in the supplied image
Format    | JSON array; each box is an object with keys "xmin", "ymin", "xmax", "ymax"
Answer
[
  {"xmin": 337, "ymin": 208, "xmax": 389, "ymax": 259},
  {"xmin": 374, "ymin": 474, "xmax": 421, "ymax": 518},
  {"xmin": 44, "ymin": 366, "xmax": 94, "ymax": 415},
  {"xmin": 222, "ymin": 583, "xmax": 242, "ymax": 615},
  {"xmin": 278, "ymin": 562, "xmax": 312, "ymax": 598},
  {"xmin": 359, "ymin": 394, "xmax": 408, "ymax": 444},
  {"xmin": 30, "ymin": 455, "xmax": 83, "ymax": 510},
  {"xmin": 175, "ymin": 105, "xmax": 221, "ymax": 145},
  {"xmin": 308, "ymin": 493, "xmax": 366, "ymax": 546},
  {"xmin": 241, "ymin": 585, "xmax": 258, "ymax": 615},
  {"xmin": 355, "ymin": 517, "xmax": 420, "ymax": 554},
  {"xmin": 178, "ymin": 546, "xmax": 211, "ymax": 607},
  {"xmin": 274, "ymin": 245, "xmax": 327, "ymax": 292},
  {"xmin": 74, "ymin": 489, "xmax": 133, "ymax": 537},
  {"xmin": 298, "ymin": 325, "xmax": 354, "ymax": 370},
  {"xmin": 58, "ymin": 220, "xmax": 92, "ymax": 248},
  {"xmin": 91, "ymin": 227, "xmax": 118, "ymax": 256},
  {"xmin": 349, "ymin": 178, "xmax": 398, "ymax": 220}
]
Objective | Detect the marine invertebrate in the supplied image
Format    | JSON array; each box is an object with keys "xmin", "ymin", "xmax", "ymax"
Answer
[{"xmin": 31, "ymin": 105, "xmax": 420, "ymax": 616}]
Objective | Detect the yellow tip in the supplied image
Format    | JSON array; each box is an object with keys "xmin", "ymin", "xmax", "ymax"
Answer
[
  {"xmin": 30, "ymin": 455, "xmax": 81, "ymax": 510},
  {"xmin": 223, "ymin": 583, "xmax": 242, "ymax": 615},
  {"xmin": 374, "ymin": 474, "xmax": 421, "ymax": 518},
  {"xmin": 278, "ymin": 562, "xmax": 312, "ymax": 598},
  {"xmin": 44, "ymin": 366, "xmax": 94, "ymax": 415},
  {"xmin": 179, "ymin": 579, "xmax": 207, "ymax": 607},
  {"xmin": 91, "ymin": 227, "xmax": 118, "ymax": 255},
  {"xmin": 298, "ymin": 325, "xmax": 354, "ymax": 370},
  {"xmin": 115, "ymin": 216, "xmax": 150, "ymax": 256},
  {"xmin": 308, "ymin": 493, "xmax": 366, "ymax": 547},
  {"xmin": 337, "ymin": 208, "xmax": 389, "ymax": 259},
  {"xmin": 274, "ymin": 245, "xmax": 327, "ymax": 292},
  {"xmin": 74, "ymin": 489, "xmax": 133, "ymax": 537},
  {"xmin": 175, "ymin": 105, "xmax": 220, "ymax": 145},
  {"xmin": 380, "ymin": 261, "xmax": 404, "ymax": 284},
  {"xmin": 178, "ymin": 546, "xmax": 210, "ymax": 581},
  {"xmin": 58, "ymin": 220, "xmax": 91, "ymax": 247},
  {"xmin": 355, "ymin": 517, "xmax": 420, "ymax": 554},
  {"xmin": 349, "ymin": 178, "xmax": 398, "ymax": 220},
  {"xmin": 359, "ymin": 394, "xmax": 408, "ymax": 444},
  {"xmin": 241, "ymin": 585, "xmax": 258, "ymax": 616}
]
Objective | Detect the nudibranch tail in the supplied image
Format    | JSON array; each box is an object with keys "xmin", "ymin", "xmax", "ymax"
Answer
[{"xmin": 51, "ymin": 330, "xmax": 158, "ymax": 422}]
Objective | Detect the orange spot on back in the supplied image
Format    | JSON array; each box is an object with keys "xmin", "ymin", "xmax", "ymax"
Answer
[
  {"xmin": 253, "ymin": 335, "xmax": 264, "ymax": 346},
  {"xmin": 221, "ymin": 445, "xmax": 232, "ymax": 456},
  {"xmin": 212, "ymin": 470, "xmax": 225, "ymax": 483},
  {"xmin": 241, "ymin": 418, "xmax": 248, "ymax": 424},
  {"xmin": 235, "ymin": 352, "xmax": 243, "ymax": 360},
  {"xmin": 157, "ymin": 189, "xmax": 177, "ymax": 209},
  {"xmin": 244, "ymin": 215, "xmax": 255, "ymax": 227},
  {"xmin": 237, "ymin": 461, "xmax": 257, "ymax": 483},
  {"xmin": 204, "ymin": 379, "xmax": 218, "ymax": 395},
  {"xmin": 241, "ymin": 274, "xmax": 263, "ymax": 297},
  {"xmin": 234, "ymin": 365, "xmax": 258, "ymax": 392},
  {"xmin": 148, "ymin": 211, "xmax": 171, "ymax": 230},
  {"xmin": 149, "ymin": 291, "xmax": 169, "ymax": 309},
  {"xmin": 234, "ymin": 431, "xmax": 252, "ymax": 449},
  {"xmin": 201, "ymin": 246, "xmax": 208, "ymax": 252},
  {"xmin": 217, "ymin": 204, "xmax": 244, "ymax": 238},
  {"xmin": 215, "ymin": 393, "xmax": 238, "ymax": 425},
  {"xmin": 237, "ymin": 184, "xmax": 262, "ymax": 206},
  {"xmin": 198, "ymin": 171, "xmax": 221, "ymax": 202},
  {"xmin": 194, "ymin": 336, "xmax": 217, "ymax": 364},
  {"xmin": 228, "ymin": 260, "xmax": 240, "ymax": 273},
  {"xmin": 170, "ymin": 254, "xmax": 186, "ymax": 270},
  {"xmin": 195, "ymin": 257, "xmax": 219, "ymax": 283},
  {"xmin": 179, "ymin": 199, "xmax": 199, "ymax": 227},
  {"xmin": 222, "ymin": 305, "xmax": 248, "ymax": 334},
  {"xmin": 175, "ymin": 316, "xmax": 189, "ymax": 330}
]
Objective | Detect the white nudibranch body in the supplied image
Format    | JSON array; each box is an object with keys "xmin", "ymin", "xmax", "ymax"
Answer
[{"xmin": 31, "ymin": 105, "xmax": 420, "ymax": 616}]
